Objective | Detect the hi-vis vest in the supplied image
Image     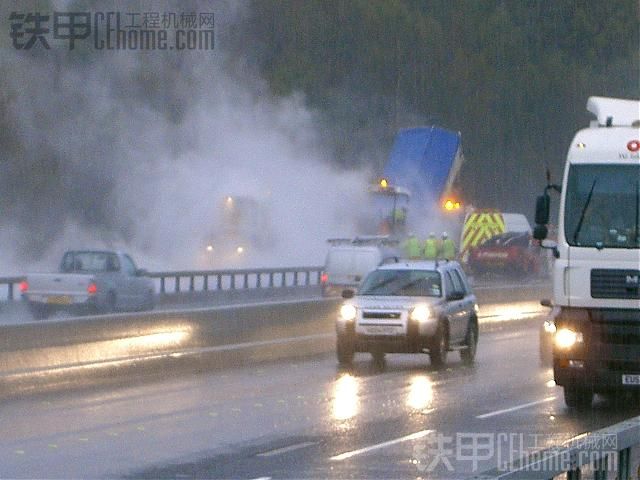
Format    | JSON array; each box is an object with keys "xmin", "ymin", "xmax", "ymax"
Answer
[{"xmin": 460, "ymin": 211, "xmax": 506, "ymax": 261}]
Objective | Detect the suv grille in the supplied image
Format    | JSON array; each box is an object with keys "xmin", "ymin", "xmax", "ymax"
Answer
[
  {"xmin": 362, "ymin": 311, "xmax": 401, "ymax": 320},
  {"xmin": 591, "ymin": 269, "xmax": 640, "ymax": 300}
]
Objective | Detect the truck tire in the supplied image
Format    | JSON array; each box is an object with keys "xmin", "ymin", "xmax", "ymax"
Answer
[
  {"xmin": 563, "ymin": 386, "xmax": 593, "ymax": 410},
  {"xmin": 336, "ymin": 335, "xmax": 354, "ymax": 367},
  {"xmin": 460, "ymin": 320, "xmax": 478, "ymax": 366},
  {"xmin": 429, "ymin": 321, "xmax": 448, "ymax": 369}
]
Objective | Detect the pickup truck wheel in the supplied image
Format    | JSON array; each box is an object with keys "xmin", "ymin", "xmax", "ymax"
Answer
[
  {"xmin": 29, "ymin": 303, "xmax": 50, "ymax": 320},
  {"xmin": 429, "ymin": 322, "xmax": 448, "ymax": 369},
  {"xmin": 460, "ymin": 320, "xmax": 478, "ymax": 366},
  {"xmin": 336, "ymin": 335, "xmax": 354, "ymax": 367},
  {"xmin": 106, "ymin": 292, "xmax": 117, "ymax": 313},
  {"xmin": 563, "ymin": 386, "xmax": 593, "ymax": 410}
]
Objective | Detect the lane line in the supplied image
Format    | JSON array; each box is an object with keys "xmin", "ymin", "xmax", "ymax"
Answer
[
  {"xmin": 476, "ymin": 396, "xmax": 557, "ymax": 419},
  {"xmin": 256, "ymin": 441, "xmax": 317, "ymax": 457},
  {"xmin": 330, "ymin": 430, "xmax": 433, "ymax": 461}
]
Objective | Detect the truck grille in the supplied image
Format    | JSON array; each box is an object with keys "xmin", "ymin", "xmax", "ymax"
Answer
[
  {"xmin": 591, "ymin": 269, "xmax": 640, "ymax": 300},
  {"xmin": 606, "ymin": 360, "xmax": 640, "ymax": 373},
  {"xmin": 362, "ymin": 311, "xmax": 402, "ymax": 319}
]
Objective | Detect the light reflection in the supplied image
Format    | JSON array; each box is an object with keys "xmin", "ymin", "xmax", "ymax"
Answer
[
  {"xmin": 121, "ymin": 330, "xmax": 191, "ymax": 350},
  {"xmin": 332, "ymin": 374, "xmax": 359, "ymax": 421},
  {"xmin": 407, "ymin": 375, "xmax": 434, "ymax": 410},
  {"xmin": 479, "ymin": 301, "xmax": 546, "ymax": 323}
]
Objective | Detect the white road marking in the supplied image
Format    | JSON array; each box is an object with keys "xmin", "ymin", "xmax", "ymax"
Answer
[
  {"xmin": 476, "ymin": 396, "xmax": 557, "ymax": 419},
  {"xmin": 330, "ymin": 430, "xmax": 433, "ymax": 461},
  {"xmin": 257, "ymin": 441, "xmax": 317, "ymax": 457}
]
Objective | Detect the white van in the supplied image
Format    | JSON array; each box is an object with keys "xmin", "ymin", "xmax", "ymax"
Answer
[{"xmin": 321, "ymin": 237, "xmax": 400, "ymax": 296}]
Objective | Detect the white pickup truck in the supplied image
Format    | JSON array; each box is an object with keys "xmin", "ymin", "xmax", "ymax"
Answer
[{"xmin": 20, "ymin": 250, "xmax": 155, "ymax": 319}]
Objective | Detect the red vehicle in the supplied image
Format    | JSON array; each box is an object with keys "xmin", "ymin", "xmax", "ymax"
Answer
[{"xmin": 467, "ymin": 231, "xmax": 541, "ymax": 276}]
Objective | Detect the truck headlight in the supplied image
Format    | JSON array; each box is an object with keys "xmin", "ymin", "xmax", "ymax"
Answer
[
  {"xmin": 340, "ymin": 304, "xmax": 357, "ymax": 322},
  {"xmin": 555, "ymin": 328, "xmax": 584, "ymax": 349},
  {"xmin": 410, "ymin": 304, "xmax": 432, "ymax": 323}
]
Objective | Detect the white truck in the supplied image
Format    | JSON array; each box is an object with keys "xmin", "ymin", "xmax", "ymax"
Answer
[
  {"xmin": 534, "ymin": 96, "xmax": 640, "ymax": 408},
  {"xmin": 20, "ymin": 250, "xmax": 155, "ymax": 319}
]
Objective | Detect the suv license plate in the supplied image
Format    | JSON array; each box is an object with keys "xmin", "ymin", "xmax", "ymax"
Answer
[
  {"xmin": 622, "ymin": 374, "xmax": 640, "ymax": 385},
  {"xmin": 365, "ymin": 326, "xmax": 400, "ymax": 336}
]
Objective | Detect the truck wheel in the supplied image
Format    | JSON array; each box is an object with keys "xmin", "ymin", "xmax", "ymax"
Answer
[
  {"xmin": 460, "ymin": 320, "xmax": 478, "ymax": 366},
  {"xmin": 429, "ymin": 322, "xmax": 448, "ymax": 369},
  {"xmin": 336, "ymin": 335, "xmax": 354, "ymax": 367},
  {"xmin": 564, "ymin": 386, "xmax": 593, "ymax": 410}
]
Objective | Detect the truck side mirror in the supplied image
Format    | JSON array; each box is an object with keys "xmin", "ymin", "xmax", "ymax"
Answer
[
  {"xmin": 535, "ymin": 194, "xmax": 550, "ymax": 225},
  {"xmin": 533, "ymin": 224, "xmax": 548, "ymax": 241}
]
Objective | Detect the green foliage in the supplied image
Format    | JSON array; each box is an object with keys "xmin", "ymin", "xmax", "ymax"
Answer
[{"xmin": 244, "ymin": 0, "xmax": 639, "ymax": 212}]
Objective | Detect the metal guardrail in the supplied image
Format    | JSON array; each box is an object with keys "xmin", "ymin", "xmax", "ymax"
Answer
[
  {"xmin": 471, "ymin": 415, "xmax": 640, "ymax": 480},
  {"xmin": 0, "ymin": 276, "xmax": 25, "ymax": 301},
  {"xmin": 0, "ymin": 267, "xmax": 324, "ymax": 301},
  {"xmin": 148, "ymin": 266, "xmax": 323, "ymax": 294}
]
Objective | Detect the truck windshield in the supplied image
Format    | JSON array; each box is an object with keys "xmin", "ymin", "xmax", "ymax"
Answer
[
  {"xmin": 565, "ymin": 165, "xmax": 640, "ymax": 248},
  {"xmin": 358, "ymin": 269, "xmax": 442, "ymax": 297}
]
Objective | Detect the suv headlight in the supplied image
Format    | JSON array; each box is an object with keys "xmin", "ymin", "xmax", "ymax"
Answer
[
  {"xmin": 555, "ymin": 328, "xmax": 584, "ymax": 349},
  {"xmin": 340, "ymin": 304, "xmax": 357, "ymax": 322},
  {"xmin": 410, "ymin": 304, "xmax": 432, "ymax": 323}
]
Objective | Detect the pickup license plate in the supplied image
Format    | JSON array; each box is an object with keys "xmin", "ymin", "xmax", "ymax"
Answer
[
  {"xmin": 47, "ymin": 295, "xmax": 72, "ymax": 305},
  {"xmin": 365, "ymin": 325, "xmax": 401, "ymax": 336},
  {"xmin": 622, "ymin": 374, "xmax": 640, "ymax": 386}
]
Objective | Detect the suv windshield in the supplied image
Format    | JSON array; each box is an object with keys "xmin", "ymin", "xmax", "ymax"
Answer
[
  {"xmin": 565, "ymin": 165, "xmax": 640, "ymax": 248},
  {"xmin": 358, "ymin": 269, "xmax": 442, "ymax": 297}
]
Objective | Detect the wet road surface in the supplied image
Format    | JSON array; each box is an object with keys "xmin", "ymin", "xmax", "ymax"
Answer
[{"xmin": 1, "ymin": 317, "xmax": 638, "ymax": 479}]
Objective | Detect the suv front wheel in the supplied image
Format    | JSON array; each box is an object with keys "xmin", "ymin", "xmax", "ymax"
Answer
[
  {"xmin": 460, "ymin": 319, "xmax": 478, "ymax": 365},
  {"xmin": 429, "ymin": 321, "xmax": 448, "ymax": 369}
]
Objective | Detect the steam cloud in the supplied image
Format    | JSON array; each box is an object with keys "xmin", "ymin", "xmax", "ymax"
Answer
[{"xmin": 0, "ymin": 1, "xmax": 372, "ymax": 274}]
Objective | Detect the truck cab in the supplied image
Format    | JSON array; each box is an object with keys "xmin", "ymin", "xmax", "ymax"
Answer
[{"xmin": 534, "ymin": 96, "xmax": 640, "ymax": 408}]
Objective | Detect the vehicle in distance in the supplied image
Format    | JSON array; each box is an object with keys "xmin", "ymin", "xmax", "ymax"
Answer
[
  {"xmin": 321, "ymin": 236, "xmax": 400, "ymax": 297},
  {"xmin": 20, "ymin": 250, "xmax": 155, "ymax": 319},
  {"xmin": 467, "ymin": 231, "xmax": 542, "ymax": 276},
  {"xmin": 336, "ymin": 261, "xmax": 478, "ymax": 368}
]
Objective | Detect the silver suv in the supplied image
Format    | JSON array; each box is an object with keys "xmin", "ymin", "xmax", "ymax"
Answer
[{"xmin": 336, "ymin": 261, "xmax": 478, "ymax": 368}]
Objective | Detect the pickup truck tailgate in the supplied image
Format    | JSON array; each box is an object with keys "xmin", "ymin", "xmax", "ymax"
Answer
[{"xmin": 23, "ymin": 273, "xmax": 94, "ymax": 304}]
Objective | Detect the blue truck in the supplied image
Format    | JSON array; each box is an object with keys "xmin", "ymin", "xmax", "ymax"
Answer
[{"xmin": 368, "ymin": 126, "xmax": 465, "ymax": 236}]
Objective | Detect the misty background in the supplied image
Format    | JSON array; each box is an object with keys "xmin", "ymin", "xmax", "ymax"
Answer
[{"xmin": 0, "ymin": 0, "xmax": 638, "ymax": 273}]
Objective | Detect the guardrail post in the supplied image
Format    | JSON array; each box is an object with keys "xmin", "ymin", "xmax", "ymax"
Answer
[
  {"xmin": 305, "ymin": 271, "xmax": 310, "ymax": 285},
  {"xmin": 175, "ymin": 276, "xmax": 181, "ymax": 293},
  {"xmin": 293, "ymin": 271, "xmax": 299, "ymax": 286},
  {"xmin": 256, "ymin": 273, "xmax": 261, "ymax": 288},
  {"xmin": 189, "ymin": 276, "xmax": 195, "ymax": 292},
  {"xmin": 317, "ymin": 270, "xmax": 322, "ymax": 284},
  {"xmin": 281, "ymin": 271, "xmax": 286, "ymax": 287},
  {"xmin": 269, "ymin": 272, "xmax": 274, "ymax": 288},
  {"xmin": 243, "ymin": 274, "xmax": 248, "ymax": 289},
  {"xmin": 203, "ymin": 275, "xmax": 209, "ymax": 291},
  {"xmin": 593, "ymin": 454, "xmax": 608, "ymax": 480},
  {"xmin": 216, "ymin": 274, "xmax": 222, "ymax": 290},
  {"xmin": 230, "ymin": 274, "xmax": 236, "ymax": 289},
  {"xmin": 618, "ymin": 448, "xmax": 630, "ymax": 480},
  {"xmin": 8, "ymin": 283, "xmax": 14, "ymax": 301},
  {"xmin": 160, "ymin": 277, "xmax": 166, "ymax": 294},
  {"xmin": 567, "ymin": 468, "xmax": 581, "ymax": 480}
]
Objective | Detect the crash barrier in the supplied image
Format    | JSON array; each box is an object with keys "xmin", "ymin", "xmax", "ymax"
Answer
[
  {"xmin": 0, "ymin": 276, "xmax": 25, "ymax": 301},
  {"xmin": 0, "ymin": 267, "xmax": 324, "ymax": 303},
  {"xmin": 471, "ymin": 416, "xmax": 640, "ymax": 480},
  {"xmin": 148, "ymin": 266, "xmax": 324, "ymax": 294},
  {"xmin": 0, "ymin": 283, "xmax": 551, "ymax": 397},
  {"xmin": 0, "ymin": 299, "xmax": 341, "ymax": 397}
]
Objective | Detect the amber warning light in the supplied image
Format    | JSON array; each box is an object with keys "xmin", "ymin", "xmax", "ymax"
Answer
[{"xmin": 443, "ymin": 199, "xmax": 462, "ymax": 211}]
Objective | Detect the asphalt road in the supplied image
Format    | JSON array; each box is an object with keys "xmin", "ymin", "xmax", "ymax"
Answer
[{"xmin": 1, "ymin": 317, "xmax": 638, "ymax": 479}]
